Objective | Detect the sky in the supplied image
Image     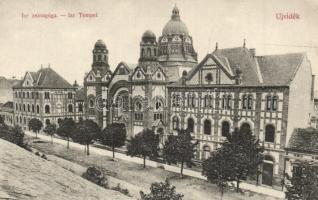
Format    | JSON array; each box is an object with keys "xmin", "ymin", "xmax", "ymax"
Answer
[{"xmin": 0, "ymin": 0, "xmax": 318, "ymax": 87}]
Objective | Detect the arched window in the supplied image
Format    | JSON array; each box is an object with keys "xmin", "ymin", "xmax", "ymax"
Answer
[
  {"xmin": 155, "ymin": 99, "xmax": 163, "ymax": 111},
  {"xmin": 187, "ymin": 118, "xmax": 194, "ymax": 133},
  {"xmin": 23, "ymin": 104, "xmax": 26, "ymax": 112},
  {"xmin": 154, "ymin": 49, "xmax": 157, "ymax": 56},
  {"xmin": 19, "ymin": 116, "xmax": 22, "ymax": 124},
  {"xmin": 272, "ymin": 96, "xmax": 278, "ymax": 111},
  {"xmin": 141, "ymin": 48, "xmax": 145, "ymax": 57},
  {"xmin": 265, "ymin": 124, "xmax": 275, "ymax": 143},
  {"xmin": 135, "ymin": 100, "xmax": 142, "ymax": 111},
  {"xmin": 204, "ymin": 95, "xmax": 213, "ymax": 108},
  {"xmin": 247, "ymin": 95, "xmax": 253, "ymax": 109},
  {"xmin": 202, "ymin": 146, "xmax": 211, "ymax": 160},
  {"xmin": 98, "ymin": 55, "xmax": 101, "ymax": 61},
  {"xmin": 37, "ymin": 105, "xmax": 40, "ymax": 114},
  {"xmin": 147, "ymin": 48, "xmax": 151, "ymax": 57},
  {"xmin": 68, "ymin": 104, "xmax": 73, "ymax": 113},
  {"xmin": 222, "ymin": 95, "xmax": 226, "ymax": 109},
  {"xmin": 221, "ymin": 121, "xmax": 230, "ymax": 137},
  {"xmin": 103, "ymin": 55, "xmax": 106, "ymax": 61},
  {"xmin": 45, "ymin": 105, "xmax": 50, "ymax": 114},
  {"xmin": 240, "ymin": 122, "xmax": 251, "ymax": 133},
  {"xmin": 78, "ymin": 104, "xmax": 83, "ymax": 112},
  {"xmin": 15, "ymin": 103, "xmax": 18, "ymax": 111},
  {"xmin": 45, "ymin": 119, "xmax": 50, "ymax": 125},
  {"xmin": 57, "ymin": 118, "xmax": 62, "ymax": 124},
  {"xmin": 242, "ymin": 94, "xmax": 247, "ymax": 109},
  {"xmin": 204, "ymin": 119, "xmax": 212, "ymax": 135},
  {"xmin": 172, "ymin": 116, "xmax": 179, "ymax": 130},
  {"xmin": 27, "ymin": 92, "xmax": 29, "ymax": 98},
  {"xmin": 188, "ymin": 93, "xmax": 195, "ymax": 108},
  {"xmin": 266, "ymin": 96, "xmax": 272, "ymax": 110},
  {"xmin": 27, "ymin": 104, "xmax": 30, "ymax": 112},
  {"xmin": 32, "ymin": 104, "xmax": 35, "ymax": 113},
  {"xmin": 227, "ymin": 95, "xmax": 232, "ymax": 109},
  {"xmin": 89, "ymin": 99, "xmax": 94, "ymax": 108}
]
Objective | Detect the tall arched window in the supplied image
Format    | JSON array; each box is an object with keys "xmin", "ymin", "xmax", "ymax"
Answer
[
  {"xmin": 45, "ymin": 119, "xmax": 50, "ymax": 125},
  {"xmin": 204, "ymin": 119, "xmax": 212, "ymax": 135},
  {"xmin": 16, "ymin": 103, "xmax": 18, "ymax": 111},
  {"xmin": 141, "ymin": 48, "xmax": 145, "ymax": 57},
  {"xmin": 27, "ymin": 104, "xmax": 30, "ymax": 112},
  {"xmin": 32, "ymin": 104, "xmax": 35, "ymax": 113},
  {"xmin": 221, "ymin": 121, "xmax": 230, "ymax": 136},
  {"xmin": 187, "ymin": 118, "xmax": 194, "ymax": 133},
  {"xmin": 242, "ymin": 94, "xmax": 247, "ymax": 109},
  {"xmin": 147, "ymin": 48, "xmax": 151, "ymax": 57},
  {"xmin": 265, "ymin": 124, "xmax": 275, "ymax": 143},
  {"xmin": 204, "ymin": 95, "xmax": 213, "ymax": 108},
  {"xmin": 272, "ymin": 96, "xmax": 278, "ymax": 111},
  {"xmin": 98, "ymin": 55, "xmax": 101, "ymax": 61},
  {"xmin": 37, "ymin": 105, "xmax": 40, "ymax": 114},
  {"xmin": 78, "ymin": 104, "xmax": 83, "ymax": 112},
  {"xmin": 68, "ymin": 104, "xmax": 73, "ymax": 113},
  {"xmin": 202, "ymin": 146, "xmax": 211, "ymax": 160},
  {"xmin": 89, "ymin": 99, "xmax": 94, "ymax": 108},
  {"xmin": 240, "ymin": 122, "xmax": 251, "ymax": 133},
  {"xmin": 134, "ymin": 100, "xmax": 143, "ymax": 121},
  {"xmin": 188, "ymin": 93, "xmax": 195, "ymax": 108},
  {"xmin": 45, "ymin": 105, "xmax": 50, "ymax": 114},
  {"xmin": 247, "ymin": 95, "xmax": 253, "ymax": 109},
  {"xmin": 23, "ymin": 104, "xmax": 26, "ymax": 112},
  {"xmin": 172, "ymin": 116, "xmax": 179, "ymax": 130}
]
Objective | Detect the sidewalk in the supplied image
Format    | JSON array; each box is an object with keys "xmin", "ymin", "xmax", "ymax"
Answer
[{"xmin": 25, "ymin": 131, "xmax": 285, "ymax": 199}]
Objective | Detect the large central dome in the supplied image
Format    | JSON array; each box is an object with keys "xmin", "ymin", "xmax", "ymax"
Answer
[{"xmin": 162, "ymin": 6, "xmax": 189, "ymax": 35}]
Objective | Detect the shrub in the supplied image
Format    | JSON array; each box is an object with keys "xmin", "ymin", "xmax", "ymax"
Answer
[
  {"xmin": 111, "ymin": 183, "xmax": 130, "ymax": 196},
  {"xmin": 82, "ymin": 166, "xmax": 108, "ymax": 188}
]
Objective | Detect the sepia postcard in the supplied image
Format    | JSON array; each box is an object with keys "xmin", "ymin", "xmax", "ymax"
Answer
[{"xmin": 0, "ymin": 0, "xmax": 318, "ymax": 199}]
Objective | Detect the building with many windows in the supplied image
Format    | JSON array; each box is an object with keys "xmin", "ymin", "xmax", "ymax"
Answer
[
  {"xmin": 80, "ymin": 6, "xmax": 315, "ymax": 188},
  {"xmin": 12, "ymin": 67, "xmax": 79, "ymax": 130}
]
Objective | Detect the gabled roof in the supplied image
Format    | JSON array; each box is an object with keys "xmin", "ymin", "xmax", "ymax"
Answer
[
  {"xmin": 287, "ymin": 128, "xmax": 318, "ymax": 154},
  {"xmin": 170, "ymin": 46, "xmax": 307, "ymax": 87},
  {"xmin": 213, "ymin": 47, "xmax": 261, "ymax": 85},
  {"xmin": 256, "ymin": 53, "xmax": 305, "ymax": 85},
  {"xmin": 14, "ymin": 67, "xmax": 74, "ymax": 89}
]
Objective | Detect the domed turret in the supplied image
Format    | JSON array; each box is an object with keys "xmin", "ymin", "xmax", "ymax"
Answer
[
  {"xmin": 162, "ymin": 5, "xmax": 189, "ymax": 35},
  {"xmin": 142, "ymin": 30, "xmax": 156, "ymax": 42},
  {"xmin": 94, "ymin": 39, "xmax": 107, "ymax": 49},
  {"xmin": 92, "ymin": 39, "xmax": 109, "ymax": 70},
  {"xmin": 139, "ymin": 30, "xmax": 158, "ymax": 62}
]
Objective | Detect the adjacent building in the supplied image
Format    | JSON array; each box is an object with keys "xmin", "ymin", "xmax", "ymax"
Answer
[{"xmin": 12, "ymin": 67, "xmax": 78, "ymax": 130}]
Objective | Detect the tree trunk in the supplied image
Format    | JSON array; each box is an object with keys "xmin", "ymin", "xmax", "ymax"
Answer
[
  {"xmin": 236, "ymin": 179, "xmax": 240, "ymax": 192},
  {"xmin": 112, "ymin": 145, "xmax": 115, "ymax": 159},
  {"xmin": 87, "ymin": 144, "xmax": 90, "ymax": 156},
  {"xmin": 35, "ymin": 131, "xmax": 38, "ymax": 138},
  {"xmin": 51, "ymin": 135, "xmax": 53, "ymax": 144},
  {"xmin": 143, "ymin": 156, "xmax": 146, "ymax": 168},
  {"xmin": 84, "ymin": 145, "xmax": 86, "ymax": 153},
  {"xmin": 220, "ymin": 187, "xmax": 224, "ymax": 200},
  {"xmin": 67, "ymin": 137, "xmax": 70, "ymax": 149},
  {"xmin": 180, "ymin": 159, "xmax": 184, "ymax": 178}
]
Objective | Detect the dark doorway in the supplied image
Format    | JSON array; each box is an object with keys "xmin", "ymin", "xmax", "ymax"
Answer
[{"xmin": 262, "ymin": 162, "xmax": 273, "ymax": 186}]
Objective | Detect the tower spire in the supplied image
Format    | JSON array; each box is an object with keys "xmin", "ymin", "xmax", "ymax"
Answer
[{"xmin": 171, "ymin": 4, "xmax": 180, "ymax": 20}]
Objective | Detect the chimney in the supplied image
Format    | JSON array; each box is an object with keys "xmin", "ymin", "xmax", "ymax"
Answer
[{"xmin": 249, "ymin": 48, "xmax": 256, "ymax": 57}]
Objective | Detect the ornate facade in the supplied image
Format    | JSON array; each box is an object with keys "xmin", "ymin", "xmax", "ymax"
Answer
[{"xmin": 83, "ymin": 6, "xmax": 315, "ymax": 188}]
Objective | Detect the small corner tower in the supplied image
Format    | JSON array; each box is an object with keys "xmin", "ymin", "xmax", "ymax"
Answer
[
  {"xmin": 139, "ymin": 30, "xmax": 158, "ymax": 63},
  {"xmin": 92, "ymin": 39, "xmax": 109, "ymax": 71}
]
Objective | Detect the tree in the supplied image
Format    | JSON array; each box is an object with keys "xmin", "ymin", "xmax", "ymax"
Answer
[
  {"xmin": 56, "ymin": 118, "xmax": 75, "ymax": 149},
  {"xmin": 162, "ymin": 129, "xmax": 198, "ymax": 177},
  {"xmin": 71, "ymin": 119, "xmax": 100, "ymax": 155},
  {"xmin": 127, "ymin": 128, "xmax": 159, "ymax": 168},
  {"xmin": 100, "ymin": 123, "xmax": 126, "ymax": 159},
  {"xmin": 285, "ymin": 161, "xmax": 318, "ymax": 200},
  {"xmin": 140, "ymin": 179, "xmax": 183, "ymax": 200},
  {"xmin": 202, "ymin": 148, "xmax": 235, "ymax": 200},
  {"xmin": 28, "ymin": 118, "xmax": 43, "ymax": 138},
  {"xmin": 43, "ymin": 123, "xmax": 57, "ymax": 143},
  {"xmin": 221, "ymin": 127, "xmax": 264, "ymax": 192}
]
